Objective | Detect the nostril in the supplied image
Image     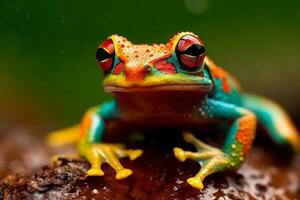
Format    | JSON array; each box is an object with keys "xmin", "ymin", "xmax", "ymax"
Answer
[{"xmin": 144, "ymin": 65, "xmax": 151, "ymax": 74}]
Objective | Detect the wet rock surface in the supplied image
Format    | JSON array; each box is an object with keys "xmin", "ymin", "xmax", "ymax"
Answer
[{"xmin": 0, "ymin": 127, "xmax": 300, "ymax": 199}]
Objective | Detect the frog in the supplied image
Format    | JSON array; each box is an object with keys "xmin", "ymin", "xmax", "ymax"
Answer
[{"xmin": 48, "ymin": 32, "xmax": 300, "ymax": 189}]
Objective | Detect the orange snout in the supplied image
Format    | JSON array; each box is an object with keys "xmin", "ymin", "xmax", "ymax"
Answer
[{"xmin": 124, "ymin": 65, "xmax": 147, "ymax": 81}]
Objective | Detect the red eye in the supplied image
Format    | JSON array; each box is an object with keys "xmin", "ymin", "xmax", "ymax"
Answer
[
  {"xmin": 176, "ymin": 35, "xmax": 205, "ymax": 71},
  {"xmin": 96, "ymin": 39, "xmax": 115, "ymax": 72}
]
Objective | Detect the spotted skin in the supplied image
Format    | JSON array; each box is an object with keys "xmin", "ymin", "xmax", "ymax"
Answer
[{"xmin": 48, "ymin": 32, "xmax": 300, "ymax": 190}]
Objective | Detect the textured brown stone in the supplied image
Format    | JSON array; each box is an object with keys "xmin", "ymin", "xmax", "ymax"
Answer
[{"xmin": 0, "ymin": 127, "xmax": 300, "ymax": 199}]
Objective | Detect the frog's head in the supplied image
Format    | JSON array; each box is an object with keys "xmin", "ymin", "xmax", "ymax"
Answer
[{"xmin": 96, "ymin": 32, "xmax": 213, "ymax": 93}]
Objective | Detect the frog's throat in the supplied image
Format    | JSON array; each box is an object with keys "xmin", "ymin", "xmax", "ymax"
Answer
[{"xmin": 104, "ymin": 83, "xmax": 212, "ymax": 93}]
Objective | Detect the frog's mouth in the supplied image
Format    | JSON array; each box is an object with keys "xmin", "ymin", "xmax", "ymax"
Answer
[
  {"xmin": 103, "ymin": 69, "xmax": 213, "ymax": 93},
  {"xmin": 104, "ymin": 83, "xmax": 212, "ymax": 93}
]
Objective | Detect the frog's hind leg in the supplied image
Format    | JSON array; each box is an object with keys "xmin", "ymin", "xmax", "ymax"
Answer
[
  {"xmin": 242, "ymin": 94, "xmax": 300, "ymax": 152},
  {"xmin": 47, "ymin": 125, "xmax": 81, "ymax": 147}
]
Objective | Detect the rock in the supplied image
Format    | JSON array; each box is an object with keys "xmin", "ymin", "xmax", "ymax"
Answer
[{"xmin": 0, "ymin": 127, "xmax": 300, "ymax": 199}]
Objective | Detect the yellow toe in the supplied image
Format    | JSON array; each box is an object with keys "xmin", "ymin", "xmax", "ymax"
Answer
[
  {"xmin": 173, "ymin": 147, "xmax": 186, "ymax": 162},
  {"xmin": 87, "ymin": 168, "xmax": 104, "ymax": 176},
  {"xmin": 187, "ymin": 177, "xmax": 204, "ymax": 189},
  {"xmin": 116, "ymin": 168, "xmax": 132, "ymax": 180},
  {"xmin": 129, "ymin": 149, "xmax": 143, "ymax": 160}
]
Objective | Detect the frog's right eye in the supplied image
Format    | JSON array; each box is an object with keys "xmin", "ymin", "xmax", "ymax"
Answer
[
  {"xmin": 175, "ymin": 35, "xmax": 205, "ymax": 72},
  {"xmin": 96, "ymin": 39, "xmax": 115, "ymax": 72}
]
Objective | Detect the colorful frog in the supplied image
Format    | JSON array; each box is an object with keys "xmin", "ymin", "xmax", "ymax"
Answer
[{"xmin": 48, "ymin": 32, "xmax": 300, "ymax": 189}]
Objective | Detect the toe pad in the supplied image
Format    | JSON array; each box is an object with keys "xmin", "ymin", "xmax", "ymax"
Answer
[{"xmin": 116, "ymin": 169, "xmax": 132, "ymax": 180}]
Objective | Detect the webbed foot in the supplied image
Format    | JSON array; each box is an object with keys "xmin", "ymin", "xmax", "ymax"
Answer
[
  {"xmin": 174, "ymin": 132, "xmax": 230, "ymax": 189},
  {"xmin": 79, "ymin": 142, "xmax": 143, "ymax": 180}
]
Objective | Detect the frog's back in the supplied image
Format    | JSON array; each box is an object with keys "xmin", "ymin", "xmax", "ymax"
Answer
[{"xmin": 205, "ymin": 57, "xmax": 243, "ymax": 105}]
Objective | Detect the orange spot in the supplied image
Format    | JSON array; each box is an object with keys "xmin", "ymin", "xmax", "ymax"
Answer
[
  {"xmin": 222, "ymin": 77, "xmax": 230, "ymax": 93},
  {"xmin": 80, "ymin": 112, "xmax": 92, "ymax": 138},
  {"xmin": 206, "ymin": 58, "xmax": 231, "ymax": 93},
  {"xmin": 118, "ymin": 54, "xmax": 128, "ymax": 63},
  {"xmin": 236, "ymin": 113, "xmax": 256, "ymax": 155}
]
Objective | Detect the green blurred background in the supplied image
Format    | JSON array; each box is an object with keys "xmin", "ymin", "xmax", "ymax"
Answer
[{"xmin": 0, "ymin": 0, "xmax": 300, "ymax": 129}]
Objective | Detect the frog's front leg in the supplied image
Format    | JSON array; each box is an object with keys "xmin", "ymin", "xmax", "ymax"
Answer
[
  {"xmin": 174, "ymin": 99, "xmax": 257, "ymax": 189},
  {"xmin": 78, "ymin": 100, "xmax": 143, "ymax": 180}
]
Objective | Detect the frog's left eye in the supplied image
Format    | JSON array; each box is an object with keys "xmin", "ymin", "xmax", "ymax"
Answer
[
  {"xmin": 96, "ymin": 39, "xmax": 115, "ymax": 72},
  {"xmin": 176, "ymin": 35, "xmax": 205, "ymax": 71}
]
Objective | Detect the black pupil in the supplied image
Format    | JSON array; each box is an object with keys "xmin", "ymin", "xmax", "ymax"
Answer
[
  {"xmin": 96, "ymin": 48, "xmax": 111, "ymax": 62},
  {"xmin": 184, "ymin": 43, "xmax": 205, "ymax": 56}
]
